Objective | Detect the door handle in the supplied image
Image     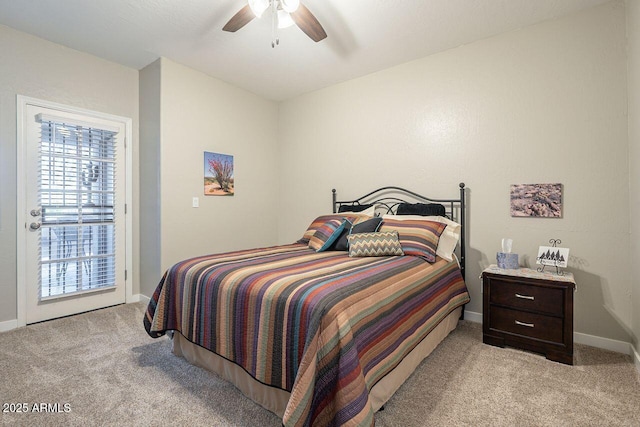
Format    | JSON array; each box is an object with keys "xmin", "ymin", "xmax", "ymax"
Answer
[
  {"xmin": 30, "ymin": 208, "xmax": 42, "ymax": 217},
  {"xmin": 29, "ymin": 222, "xmax": 41, "ymax": 230}
]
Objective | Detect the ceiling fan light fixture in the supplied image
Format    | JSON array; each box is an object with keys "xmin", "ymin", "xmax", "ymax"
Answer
[
  {"xmin": 281, "ymin": 0, "xmax": 300, "ymax": 13},
  {"xmin": 223, "ymin": 0, "xmax": 326, "ymax": 44},
  {"xmin": 277, "ymin": 10, "xmax": 294, "ymax": 29},
  {"xmin": 248, "ymin": 0, "xmax": 269, "ymax": 18}
]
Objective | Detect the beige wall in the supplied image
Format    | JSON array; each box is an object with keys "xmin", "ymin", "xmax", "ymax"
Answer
[
  {"xmin": 627, "ymin": 0, "xmax": 640, "ymax": 359},
  {"xmin": 0, "ymin": 24, "xmax": 139, "ymax": 323},
  {"xmin": 139, "ymin": 60, "xmax": 162, "ymax": 298},
  {"xmin": 138, "ymin": 58, "xmax": 280, "ymax": 296},
  {"xmin": 278, "ymin": 2, "xmax": 632, "ymax": 341}
]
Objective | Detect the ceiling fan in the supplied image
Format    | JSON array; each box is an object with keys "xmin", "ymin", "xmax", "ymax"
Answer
[{"xmin": 223, "ymin": 0, "xmax": 327, "ymax": 47}]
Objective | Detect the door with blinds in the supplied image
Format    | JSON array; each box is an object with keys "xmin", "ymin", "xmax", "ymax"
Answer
[{"xmin": 23, "ymin": 103, "xmax": 127, "ymax": 324}]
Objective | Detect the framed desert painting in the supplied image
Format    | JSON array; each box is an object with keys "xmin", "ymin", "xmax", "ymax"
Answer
[
  {"xmin": 204, "ymin": 151, "xmax": 234, "ymax": 196},
  {"xmin": 510, "ymin": 183, "xmax": 562, "ymax": 217}
]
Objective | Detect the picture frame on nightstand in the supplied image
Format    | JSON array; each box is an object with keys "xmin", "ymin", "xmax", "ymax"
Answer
[
  {"xmin": 536, "ymin": 238, "xmax": 569, "ymax": 275},
  {"xmin": 536, "ymin": 246, "xmax": 569, "ymax": 269}
]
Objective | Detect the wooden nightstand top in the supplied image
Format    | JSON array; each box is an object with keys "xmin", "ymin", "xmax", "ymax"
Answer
[{"xmin": 483, "ymin": 264, "xmax": 576, "ymax": 285}]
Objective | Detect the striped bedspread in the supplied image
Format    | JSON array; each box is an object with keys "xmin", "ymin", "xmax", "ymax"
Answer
[{"xmin": 144, "ymin": 243, "xmax": 469, "ymax": 426}]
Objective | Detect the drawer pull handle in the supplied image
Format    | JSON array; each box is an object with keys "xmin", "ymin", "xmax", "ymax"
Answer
[
  {"xmin": 515, "ymin": 293, "xmax": 534, "ymax": 301},
  {"xmin": 515, "ymin": 320, "xmax": 534, "ymax": 328}
]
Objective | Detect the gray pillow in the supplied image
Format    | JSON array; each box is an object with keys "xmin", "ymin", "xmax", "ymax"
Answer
[
  {"xmin": 396, "ymin": 203, "xmax": 445, "ymax": 217},
  {"xmin": 330, "ymin": 217, "xmax": 383, "ymax": 251}
]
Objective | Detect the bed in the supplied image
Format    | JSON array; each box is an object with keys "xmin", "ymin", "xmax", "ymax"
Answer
[{"xmin": 144, "ymin": 184, "xmax": 470, "ymax": 427}]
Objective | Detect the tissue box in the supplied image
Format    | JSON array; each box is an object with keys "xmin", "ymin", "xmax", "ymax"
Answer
[{"xmin": 497, "ymin": 252, "xmax": 519, "ymax": 269}]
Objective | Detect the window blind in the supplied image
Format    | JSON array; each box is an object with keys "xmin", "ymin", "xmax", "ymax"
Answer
[{"xmin": 38, "ymin": 117, "xmax": 118, "ymax": 299}]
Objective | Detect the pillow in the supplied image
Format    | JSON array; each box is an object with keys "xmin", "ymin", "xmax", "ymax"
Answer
[
  {"xmin": 329, "ymin": 218, "xmax": 353, "ymax": 251},
  {"xmin": 331, "ymin": 216, "xmax": 383, "ymax": 251},
  {"xmin": 308, "ymin": 218, "xmax": 349, "ymax": 252},
  {"xmin": 338, "ymin": 204, "xmax": 374, "ymax": 215},
  {"xmin": 379, "ymin": 218, "xmax": 447, "ymax": 262},
  {"xmin": 299, "ymin": 214, "xmax": 366, "ymax": 244},
  {"xmin": 382, "ymin": 215, "xmax": 461, "ymax": 262},
  {"xmin": 347, "ymin": 231, "xmax": 404, "ymax": 257},
  {"xmin": 396, "ymin": 202, "xmax": 446, "ymax": 217}
]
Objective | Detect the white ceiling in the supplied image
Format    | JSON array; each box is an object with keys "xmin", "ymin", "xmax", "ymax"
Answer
[{"xmin": 0, "ymin": 0, "xmax": 611, "ymax": 101}]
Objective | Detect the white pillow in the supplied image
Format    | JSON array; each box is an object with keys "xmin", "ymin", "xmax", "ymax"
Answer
[{"xmin": 381, "ymin": 214, "xmax": 461, "ymax": 262}]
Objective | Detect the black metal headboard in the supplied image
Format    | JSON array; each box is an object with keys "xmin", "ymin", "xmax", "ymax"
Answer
[{"xmin": 332, "ymin": 183, "xmax": 466, "ymax": 280}]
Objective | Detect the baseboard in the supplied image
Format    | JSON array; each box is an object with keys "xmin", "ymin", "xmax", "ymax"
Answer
[
  {"xmin": 462, "ymin": 310, "xmax": 482, "ymax": 324},
  {"xmin": 128, "ymin": 293, "xmax": 150, "ymax": 304},
  {"xmin": 463, "ymin": 310, "xmax": 634, "ymax": 357},
  {"xmin": 0, "ymin": 319, "xmax": 18, "ymax": 333},
  {"xmin": 574, "ymin": 332, "xmax": 632, "ymax": 355},
  {"xmin": 135, "ymin": 294, "xmax": 150, "ymax": 304}
]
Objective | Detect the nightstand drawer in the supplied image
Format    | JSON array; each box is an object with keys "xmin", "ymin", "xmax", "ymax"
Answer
[
  {"xmin": 489, "ymin": 306, "xmax": 563, "ymax": 344},
  {"xmin": 489, "ymin": 278, "xmax": 563, "ymax": 316}
]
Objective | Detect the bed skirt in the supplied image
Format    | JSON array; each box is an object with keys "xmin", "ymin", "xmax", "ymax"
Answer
[{"xmin": 172, "ymin": 306, "xmax": 463, "ymax": 419}]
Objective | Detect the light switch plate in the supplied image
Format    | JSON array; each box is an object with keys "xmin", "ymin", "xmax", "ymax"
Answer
[{"xmin": 192, "ymin": 197, "xmax": 199, "ymax": 208}]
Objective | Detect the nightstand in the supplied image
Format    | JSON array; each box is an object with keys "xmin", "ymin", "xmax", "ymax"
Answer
[{"xmin": 482, "ymin": 265, "xmax": 576, "ymax": 365}]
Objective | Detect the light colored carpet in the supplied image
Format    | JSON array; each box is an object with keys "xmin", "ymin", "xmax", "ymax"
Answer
[{"xmin": 0, "ymin": 302, "xmax": 638, "ymax": 426}]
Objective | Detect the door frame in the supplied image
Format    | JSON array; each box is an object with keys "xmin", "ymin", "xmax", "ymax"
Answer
[{"xmin": 16, "ymin": 95, "xmax": 133, "ymax": 327}]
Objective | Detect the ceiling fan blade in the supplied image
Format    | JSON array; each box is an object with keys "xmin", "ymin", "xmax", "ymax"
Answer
[
  {"xmin": 291, "ymin": 3, "xmax": 327, "ymax": 42},
  {"xmin": 223, "ymin": 5, "xmax": 255, "ymax": 32}
]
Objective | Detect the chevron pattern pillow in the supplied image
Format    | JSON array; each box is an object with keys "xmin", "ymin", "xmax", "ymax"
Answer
[{"xmin": 347, "ymin": 231, "xmax": 404, "ymax": 257}]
